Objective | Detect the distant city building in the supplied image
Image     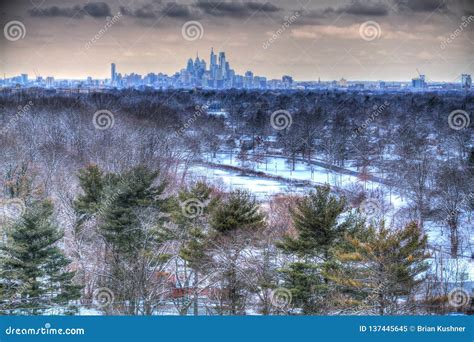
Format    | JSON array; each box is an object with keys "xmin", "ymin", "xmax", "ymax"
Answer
[
  {"xmin": 282, "ymin": 75, "xmax": 293, "ymax": 88},
  {"xmin": 46, "ymin": 76, "xmax": 55, "ymax": 88},
  {"xmin": 338, "ymin": 78, "xmax": 348, "ymax": 88},
  {"xmin": 21, "ymin": 74, "xmax": 28, "ymax": 84},
  {"xmin": 111, "ymin": 63, "xmax": 117, "ymax": 86},
  {"xmin": 461, "ymin": 74, "xmax": 472, "ymax": 89},
  {"xmin": 412, "ymin": 74, "xmax": 426, "ymax": 89}
]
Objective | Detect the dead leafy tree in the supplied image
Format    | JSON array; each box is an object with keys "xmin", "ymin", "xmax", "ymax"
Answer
[{"xmin": 433, "ymin": 163, "xmax": 471, "ymax": 257}]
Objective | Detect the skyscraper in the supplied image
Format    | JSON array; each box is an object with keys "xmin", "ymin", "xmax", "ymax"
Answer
[
  {"xmin": 111, "ymin": 63, "xmax": 116, "ymax": 85},
  {"xmin": 218, "ymin": 52, "xmax": 226, "ymax": 80},
  {"xmin": 210, "ymin": 48, "xmax": 217, "ymax": 79},
  {"xmin": 186, "ymin": 58, "xmax": 194, "ymax": 73}
]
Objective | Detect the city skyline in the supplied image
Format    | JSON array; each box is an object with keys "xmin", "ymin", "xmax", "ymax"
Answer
[
  {"xmin": 4, "ymin": 47, "xmax": 472, "ymax": 90},
  {"xmin": 1, "ymin": 1, "xmax": 473, "ymax": 82}
]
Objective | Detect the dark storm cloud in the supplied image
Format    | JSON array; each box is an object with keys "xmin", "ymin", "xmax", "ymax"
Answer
[
  {"xmin": 314, "ymin": 0, "xmax": 390, "ymax": 18},
  {"xmin": 120, "ymin": 1, "xmax": 194, "ymax": 20},
  {"xmin": 28, "ymin": 2, "xmax": 111, "ymax": 19},
  {"xmin": 29, "ymin": 5, "xmax": 83, "ymax": 18},
  {"xmin": 339, "ymin": 0, "xmax": 389, "ymax": 16},
  {"xmin": 120, "ymin": 3, "xmax": 158, "ymax": 19},
  {"xmin": 83, "ymin": 2, "xmax": 112, "ymax": 18},
  {"xmin": 194, "ymin": 0, "xmax": 281, "ymax": 18},
  {"xmin": 394, "ymin": 0, "xmax": 448, "ymax": 13},
  {"xmin": 162, "ymin": 2, "xmax": 193, "ymax": 18},
  {"xmin": 293, "ymin": 1, "xmax": 389, "ymax": 26},
  {"xmin": 120, "ymin": 0, "xmax": 279, "ymax": 20},
  {"xmin": 448, "ymin": 0, "xmax": 474, "ymax": 16}
]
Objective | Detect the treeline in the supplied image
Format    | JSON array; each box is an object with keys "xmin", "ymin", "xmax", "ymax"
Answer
[
  {"xmin": 0, "ymin": 89, "xmax": 472, "ymax": 315},
  {"xmin": 0, "ymin": 163, "xmax": 467, "ymax": 315},
  {"xmin": 0, "ymin": 89, "xmax": 472, "ymax": 257}
]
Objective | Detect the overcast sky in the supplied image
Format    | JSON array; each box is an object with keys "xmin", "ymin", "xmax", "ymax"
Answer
[{"xmin": 0, "ymin": 0, "xmax": 473, "ymax": 81}]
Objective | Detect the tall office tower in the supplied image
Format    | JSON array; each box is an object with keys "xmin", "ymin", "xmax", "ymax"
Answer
[
  {"xmin": 461, "ymin": 74, "xmax": 472, "ymax": 89},
  {"xmin": 46, "ymin": 76, "xmax": 54, "ymax": 88},
  {"xmin": 282, "ymin": 75, "xmax": 293, "ymax": 88},
  {"xmin": 225, "ymin": 61, "xmax": 230, "ymax": 79},
  {"xmin": 210, "ymin": 48, "xmax": 217, "ymax": 78},
  {"xmin": 218, "ymin": 52, "xmax": 226, "ymax": 79},
  {"xmin": 186, "ymin": 58, "xmax": 194, "ymax": 74},
  {"xmin": 244, "ymin": 71, "xmax": 253, "ymax": 88},
  {"xmin": 111, "ymin": 63, "xmax": 116, "ymax": 85},
  {"xmin": 194, "ymin": 55, "xmax": 206, "ymax": 80}
]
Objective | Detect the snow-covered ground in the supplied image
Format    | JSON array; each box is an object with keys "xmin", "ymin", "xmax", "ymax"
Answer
[
  {"xmin": 210, "ymin": 151, "xmax": 376, "ymax": 187},
  {"xmin": 197, "ymin": 151, "xmax": 405, "ymax": 207},
  {"xmin": 187, "ymin": 165, "xmax": 308, "ymax": 198}
]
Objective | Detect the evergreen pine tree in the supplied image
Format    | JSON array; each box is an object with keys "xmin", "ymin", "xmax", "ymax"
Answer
[
  {"xmin": 99, "ymin": 166, "xmax": 167, "ymax": 256},
  {"xmin": 276, "ymin": 185, "xmax": 363, "ymax": 314},
  {"xmin": 210, "ymin": 190, "xmax": 264, "ymax": 235},
  {"xmin": 329, "ymin": 221, "xmax": 429, "ymax": 315},
  {"xmin": 170, "ymin": 182, "xmax": 217, "ymax": 315},
  {"xmin": 74, "ymin": 164, "xmax": 104, "ymax": 219},
  {"xmin": 0, "ymin": 200, "xmax": 81, "ymax": 315},
  {"xmin": 278, "ymin": 185, "xmax": 354, "ymax": 260},
  {"xmin": 93, "ymin": 165, "xmax": 171, "ymax": 315},
  {"xmin": 210, "ymin": 190, "xmax": 265, "ymax": 314}
]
